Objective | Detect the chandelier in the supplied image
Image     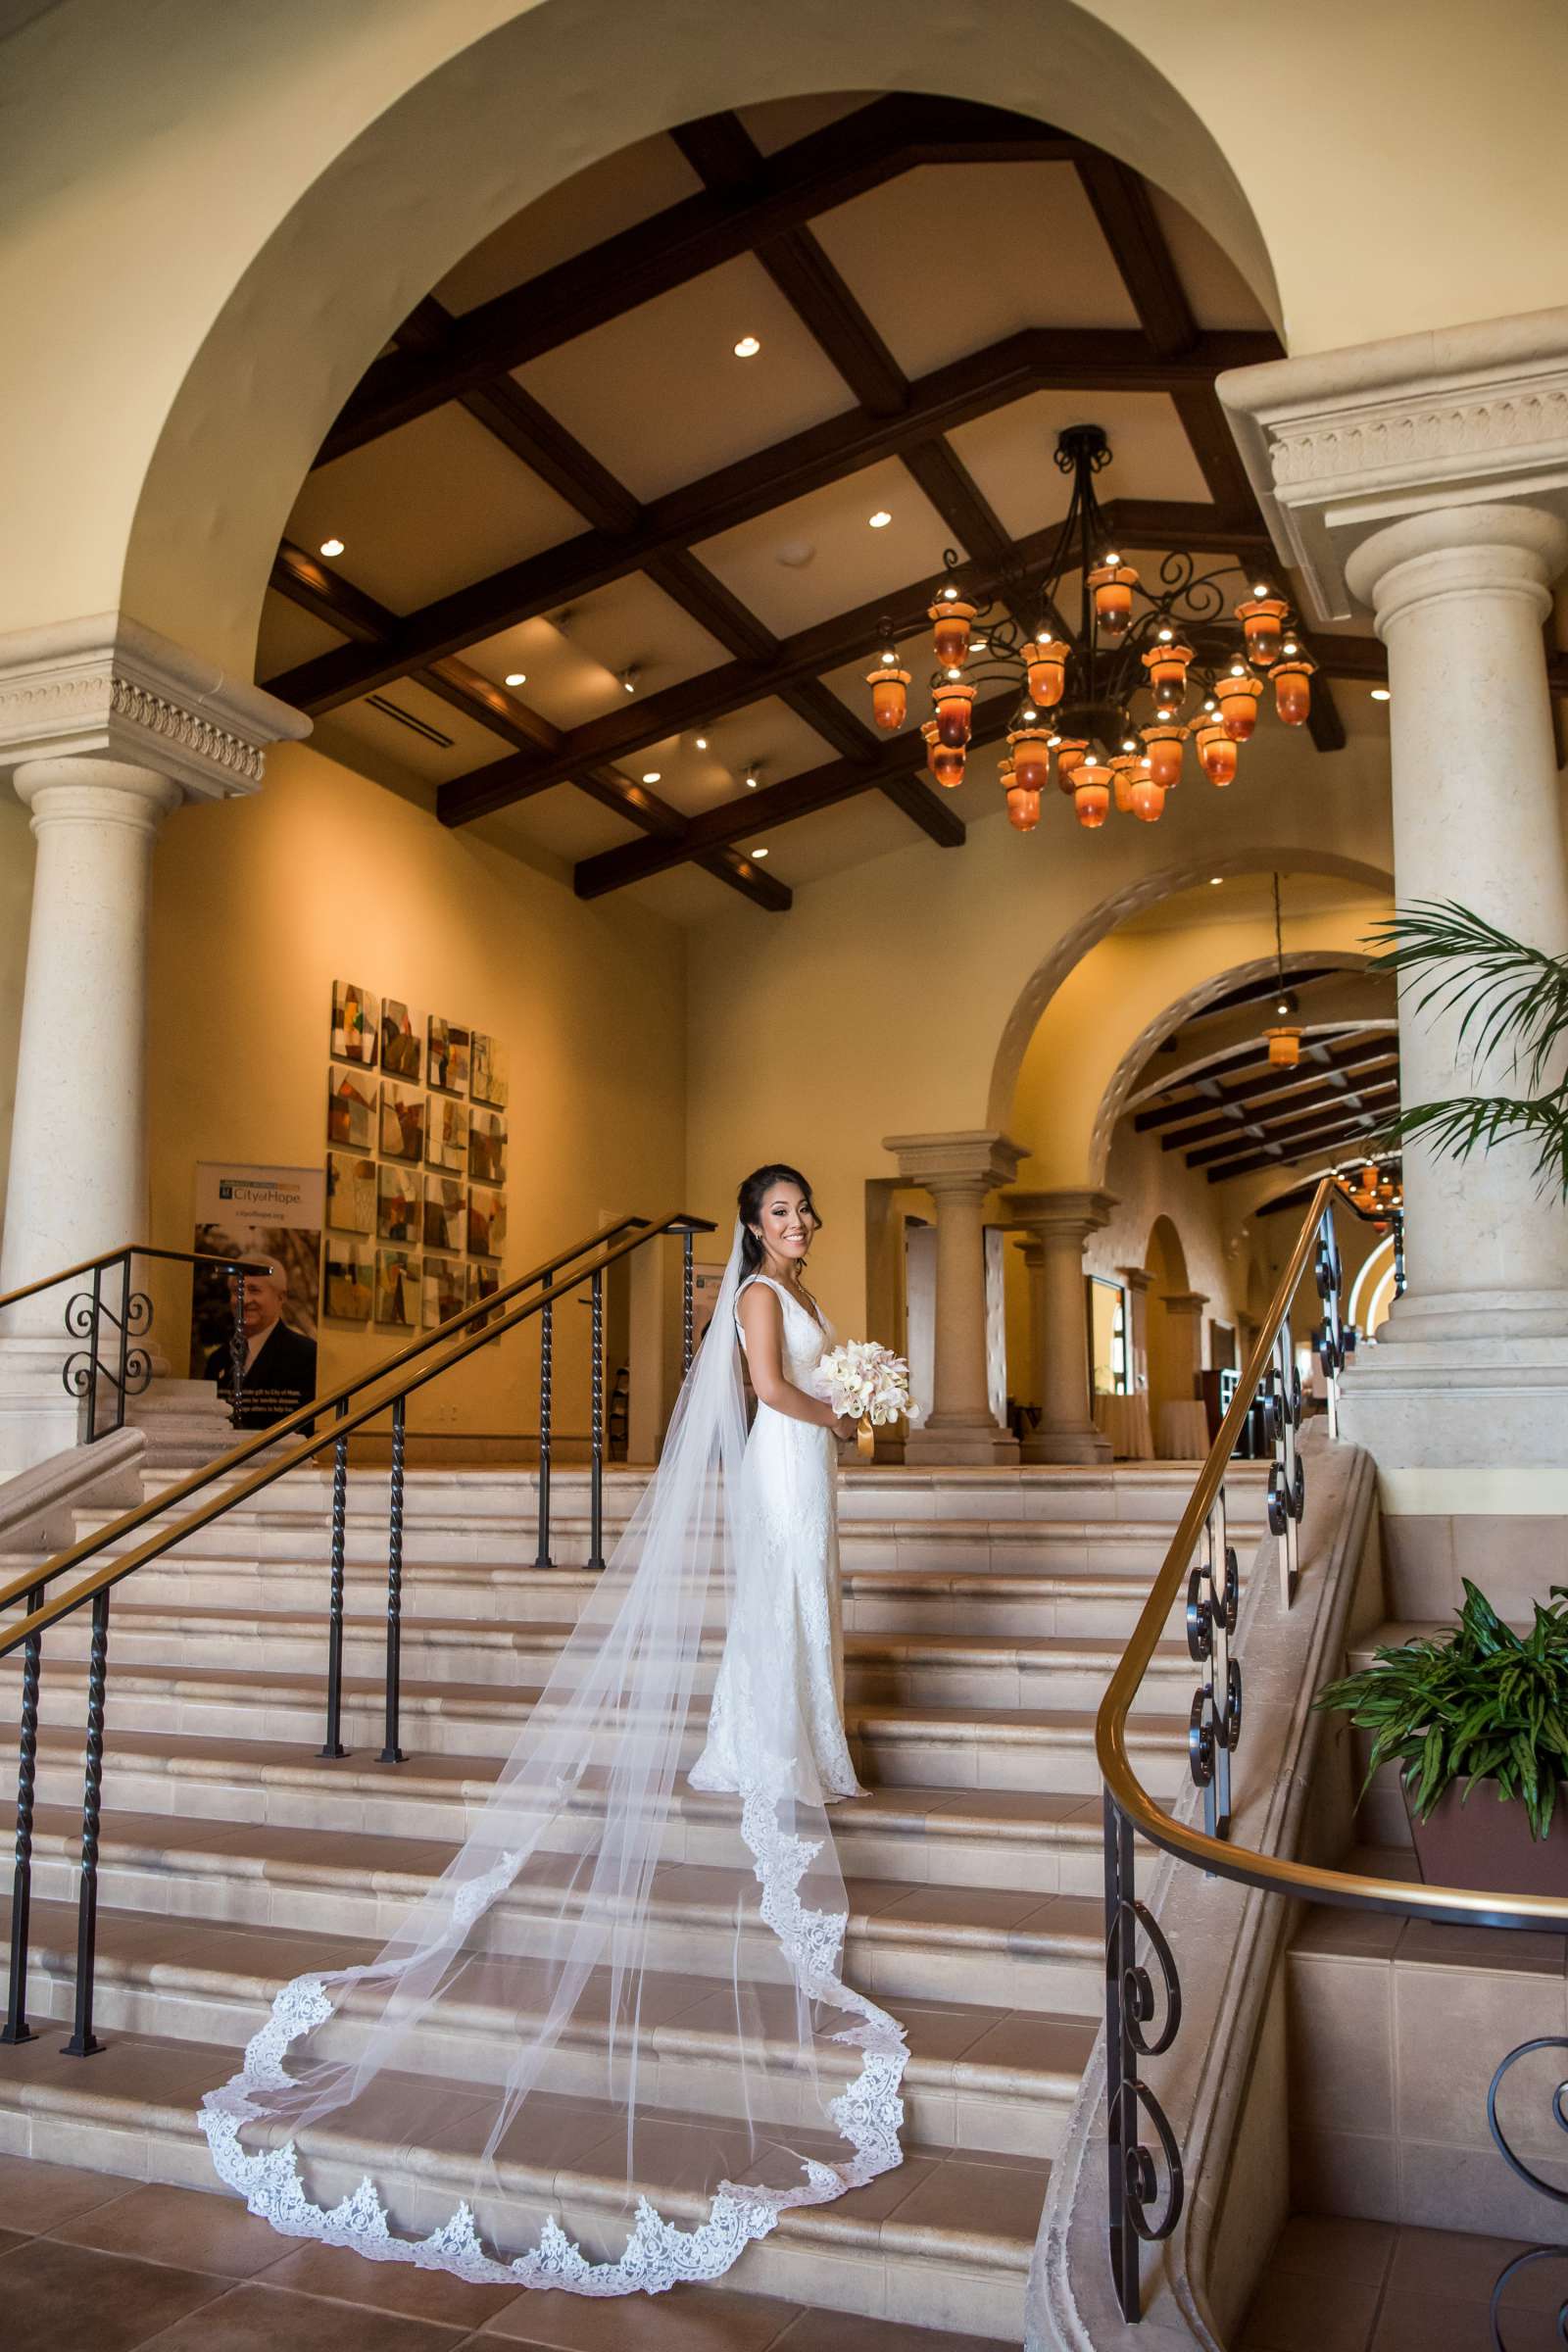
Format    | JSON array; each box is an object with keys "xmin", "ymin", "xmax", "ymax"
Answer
[
  {"xmin": 865, "ymin": 423, "xmax": 1315, "ymax": 835},
  {"xmin": 1336, "ymin": 1155, "xmax": 1402, "ymax": 1221}
]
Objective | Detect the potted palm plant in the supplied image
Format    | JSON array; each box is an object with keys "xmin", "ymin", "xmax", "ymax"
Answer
[{"xmin": 1315, "ymin": 1583, "xmax": 1568, "ymax": 1895}]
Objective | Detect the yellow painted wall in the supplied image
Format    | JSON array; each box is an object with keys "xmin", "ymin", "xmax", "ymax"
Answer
[{"xmin": 135, "ymin": 741, "xmax": 687, "ymax": 1440}]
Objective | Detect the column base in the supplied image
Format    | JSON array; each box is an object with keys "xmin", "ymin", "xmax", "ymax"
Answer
[
  {"xmin": 906, "ymin": 1410, "xmax": 1020, "ymax": 1467},
  {"xmin": 1340, "ymin": 1333, "xmax": 1568, "ymax": 1469},
  {"xmin": 1020, "ymin": 1421, "xmax": 1112, "ymax": 1466},
  {"xmin": 1375, "ymin": 1284, "xmax": 1568, "ymax": 1346},
  {"xmin": 0, "ymin": 1332, "xmax": 87, "ymax": 1480}
]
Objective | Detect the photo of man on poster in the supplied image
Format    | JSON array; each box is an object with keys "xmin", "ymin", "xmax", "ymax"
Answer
[
  {"xmin": 191, "ymin": 1163, "xmax": 323, "ymax": 1431},
  {"xmin": 203, "ymin": 1263, "xmax": 318, "ymax": 1428}
]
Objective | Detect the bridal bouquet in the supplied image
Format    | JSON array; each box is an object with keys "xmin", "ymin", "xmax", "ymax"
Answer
[{"xmin": 812, "ymin": 1339, "xmax": 919, "ymax": 1427}]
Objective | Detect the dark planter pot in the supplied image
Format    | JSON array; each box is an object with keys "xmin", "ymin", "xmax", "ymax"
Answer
[{"xmin": 1406, "ymin": 1775, "xmax": 1568, "ymax": 1898}]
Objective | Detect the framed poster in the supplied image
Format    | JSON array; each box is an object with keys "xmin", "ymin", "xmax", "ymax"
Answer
[
  {"xmin": 424, "ymin": 1095, "xmax": 468, "ymax": 1174},
  {"xmin": 191, "ymin": 1162, "xmax": 323, "ymax": 1429},
  {"xmin": 323, "ymin": 1244, "xmax": 372, "ymax": 1322},
  {"xmin": 327, "ymin": 1068, "xmax": 375, "ymax": 1152},
  {"xmin": 375, "ymin": 1250, "xmax": 419, "ymax": 1328},
  {"xmin": 428, "ymin": 1017, "xmax": 471, "ymax": 1096},
  {"xmin": 330, "ymin": 980, "xmax": 377, "ymax": 1066},
  {"xmin": 379, "ymin": 1080, "xmax": 426, "ymax": 1164},
  {"xmin": 422, "ymin": 1256, "xmax": 466, "ymax": 1329},
  {"xmin": 470, "ymin": 1032, "xmax": 508, "ymax": 1108},
  {"xmin": 467, "ymin": 1108, "xmax": 506, "ymax": 1186},
  {"xmin": 467, "ymin": 1185, "xmax": 507, "ymax": 1259},
  {"xmin": 325, "ymin": 1152, "xmax": 375, "ymax": 1235},
  {"xmin": 380, "ymin": 998, "xmax": 422, "ymax": 1082},
  {"xmin": 376, "ymin": 1163, "xmax": 418, "ymax": 1244},
  {"xmin": 422, "ymin": 1172, "xmax": 465, "ymax": 1253}
]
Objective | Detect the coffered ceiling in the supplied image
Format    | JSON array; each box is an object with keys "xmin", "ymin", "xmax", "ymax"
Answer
[{"xmin": 258, "ymin": 88, "xmax": 1447, "ymax": 923}]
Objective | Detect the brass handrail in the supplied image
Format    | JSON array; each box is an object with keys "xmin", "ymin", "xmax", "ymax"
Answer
[
  {"xmin": 1094, "ymin": 1170, "xmax": 1568, "ymax": 1936},
  {"xmin": 0, "ymin": 1244, "xmax": 275, "ymax": 1315},
  {"xmin": 0, "ymin": 1212, "xmax": 654, "ymax": 1623},
  {"xmin": 0, "ymin": 1210, "xmax": 709, "ymax": 1660}
]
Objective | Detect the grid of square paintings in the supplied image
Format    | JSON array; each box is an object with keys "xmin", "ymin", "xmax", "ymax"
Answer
[{"xmin": 325, "ymin": 980, "xmax": 508, "ymax": 1331}]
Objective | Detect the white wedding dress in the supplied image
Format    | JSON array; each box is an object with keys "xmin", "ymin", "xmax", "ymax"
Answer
[
  {"xmin": 690, "ymin": 1272, "xmax": 861, "ymax": 1805},
  {"xmin": 200, "ymin": 1226, "xmax": 906, "ymax": 2298}
]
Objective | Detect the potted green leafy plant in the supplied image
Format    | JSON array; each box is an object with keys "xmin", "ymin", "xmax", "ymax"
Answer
[{"xmin": 1315, "ymin": 1582, "xmax": 1568, "ymax": 1895}]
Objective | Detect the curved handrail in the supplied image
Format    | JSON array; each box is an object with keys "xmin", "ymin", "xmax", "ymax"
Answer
[
  {"xmin": 1095, "ymin": 1172, "xmax": 1568, "ymax": 1936},
  {"xmin": 0, "ymin": 1209, "xmax": 712, "ymax": 1658},
  {"xmin": 0, "ymin": 1244, "xmax": 275, "ymax": 1315},
  {"xmin": 0, "ymin": 1211, "xmax": 661, "ymax": 1622}
]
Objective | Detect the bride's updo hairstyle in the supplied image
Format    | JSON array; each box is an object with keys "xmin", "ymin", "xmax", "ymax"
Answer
[{"xmin": 738, "ymin": 1163, "xmax": 819, "ymax": 1276}]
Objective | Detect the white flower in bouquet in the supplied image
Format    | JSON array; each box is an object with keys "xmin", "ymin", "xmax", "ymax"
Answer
[{"xmin": 812, "ymin": 1339, "xmax": 920, "ymax": 1427}]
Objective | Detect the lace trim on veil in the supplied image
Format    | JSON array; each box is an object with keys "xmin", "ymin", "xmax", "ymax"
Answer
[{"xmin": 200, "ymin": 1780, "xmax": 908, "ymax": 2295}]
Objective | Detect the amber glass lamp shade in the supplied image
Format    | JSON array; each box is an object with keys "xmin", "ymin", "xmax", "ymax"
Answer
[
  {"xmin": 1216, "ymin": 673, "xmax": 1264, "ymax": 742},
  {"xmin": 1008, "ymin": 725, "xmax": 1053, "ymax": 794},
  {"xmin": 1238, "ymin": 596, "xmax": 1290, "ymax": 668},
  {"xmin": 1129, "ymin": 772, "xmax": 1166, "ymax": 823},
  {"xmin": 921, "ymin": 719, "xmax": 942, "ymax": 780},
  {"xmin": 932, "ymin": 743, "xmax": 966, "ymax": 789},
  {"xmin": 1264, "ymin": 1024, "xmax": 1302, "ymax": 1069},
  {"xmin": 1141, "ymin": 640, "xmax": 1193, "ymax": 714},
  {"xmin": 1073, "ymin": 762, "xmax": 1112, "ymax": 829},
  {"xmin": 1006, "ymin": 782, "xmax": 1043, "ymax": 833},
  {"xmin": 928, "ymin": 596, "xmax": 977, "ymax": 669},
  {"xmin": 1270, "ymin": 658, "xmax": 1314, "ymax": 727},
  {"xmin": 934, "ymin": 680, "xmax": 976, "ymax": 750},
  {"xmin": 1087, "ymin": 562, "xmax": 1139, "ymax": 639},
  {"xmin": 1022, "ymin": 639, "xmax": 1067, "ymax": 710},
  {"xmin": 1194, "ymin": 720, "xmax": 1238, "ymax": 786},
  {"xmin": 1054, "ymin": 737, "xmax": 1088, "ymax": 794},
  {"xmin": 1360, "ymin": 1162, "xmax": 1380, "ymax": 1194},
  {"xmin": 1109, "ymin": 754, "xmax": 1141, "ymax": 814},
  {"xmin": 865, "ymin": 664, "xmax": 910, "ymax": 732},
  {"xmin": 1141, "ymin": 722, "xmax": 1185, "ymax": 789}
]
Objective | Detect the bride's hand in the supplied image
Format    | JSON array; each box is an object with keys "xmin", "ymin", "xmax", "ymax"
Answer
[{"xmin": 831, "ymin": 1412, "xmax": 858, "ymax": 1442}]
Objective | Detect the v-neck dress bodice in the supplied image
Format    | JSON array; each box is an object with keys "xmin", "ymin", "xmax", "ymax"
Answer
[{"xmin": 688, "ymin": 1272, "xmax": 860, "ymax": 1804}]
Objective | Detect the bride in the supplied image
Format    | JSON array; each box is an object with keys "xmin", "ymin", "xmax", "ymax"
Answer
[{"xmin": 201, "ymin": 1164, "xmax": 908, "ymax": 2298}]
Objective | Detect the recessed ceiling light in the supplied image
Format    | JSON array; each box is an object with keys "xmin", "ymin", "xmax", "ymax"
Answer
[
  {"xmin": 694, "ymin": 736, "xmax": 709, "ymax": 751},
  {"xmin": 1370, "ymin": 686, "xmax": 1392, "ymax": 702},
  {"xmin": 868, "ymin": 510, "xmax": 893, "ymax": 529},
  {"xmin": 734, "ymin": 335, "xmax": 760, "ymax": 359},
  {"xmin": 744, "ymin": 767, "xmax": 760, "ymax": 790},
  {"xmin": 751, "ymin": 846, "xmax": 769, "ymax": 859},
  {"xmin": 505, "ymin": 671, "xmax": 527, "ymax": 687},
  {"xmin": 620, "ymin": 669, "xmax": 638, "ymax": 695},
  {"xmin": 319, "ymin": 537, "xmax": 345, "ymax": 559},
  {"xmin": 1209, "ymin": 875, "xmax": 1223, "ymax": 886},
  {"xmin": 641, "ymin": 771, "xmax": 662, "ymax": 785},
  {"xmin": 775, "ymin": 538, "xmax": 815, "ymax": 568},
  {"xmin": 970, "ymin": 637, "xmax": 988, "ymax": 654}
]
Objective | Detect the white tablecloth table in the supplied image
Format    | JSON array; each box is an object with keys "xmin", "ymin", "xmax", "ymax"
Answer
[
  {"xmin": 1156, "ymin": 1397, "xmax": 1212, "ymax": 1460},
  {"xmin": 1093, "ymin": 1391, "xmax": 1154, "ymax": 1460}
]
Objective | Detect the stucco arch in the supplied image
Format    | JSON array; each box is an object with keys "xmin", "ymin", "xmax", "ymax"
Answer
[
  {"xmin": 0, "ymin": 0, "xmax": 1275, "ymax": 669},
  {"xmin": 988, "ymin": 849, "xmax": 1394, "ymax": 1141}
]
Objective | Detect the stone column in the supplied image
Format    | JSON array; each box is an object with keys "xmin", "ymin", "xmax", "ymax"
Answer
[
  {"xmin": 1221, "ymin": 310, "xmax": 1568, "ymax": 1468},
  {"xmin": 884, "ymin": 1131, "xmax": 1024, "ymax": 1464},
  {"xmin": 1008, "ymin": 1190, "xmax": 1114, "ymax": 1464},
  {"xmin": 1117, "ymin": 1263, "xmax": 1155, "ymax": 1397},
  {"xmin": 0, "ymin": 615, "xmax": 307, "ymax": 1476},
  {"xmin": 1161, "ymin": 1291, "xmax": 1208, "ymax": 1399}
]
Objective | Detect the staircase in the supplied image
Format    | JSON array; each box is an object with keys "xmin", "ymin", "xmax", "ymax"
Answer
[{"xmin": 0, "ymin": 1460, "xmax": 1268, "ymax": 2339}]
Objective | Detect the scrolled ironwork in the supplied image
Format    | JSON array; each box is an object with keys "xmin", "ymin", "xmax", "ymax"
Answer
[
  {"xmin": 1489, "ymin": 2247, "xmax": 1568, "ymax": 2350},
  {"xmin": 1117, "ymin": 2078, "xmax": 1185, "ymax": 2244},
  {"xmin": 1104, "ymin": 1792, "xmax": 1185, "ymax": 2322},
  {"xmin": 1487, "ymin": 2038, "xmax": 1568, "ymax": 2206},
  {"xmin": 1187, "ymin": 1693, "xmax": 1215, "ymax": 1788},
  {"xmin": 61, "ymin": 1351, "xmax": 97, "ymax": 1400},
  {"xmin": 1115, "ymin": 1898, "xmax": 1182, "ymax": 2060},
  {"xmin": 64, "ymin": 1290, "xmax": 98, "ymax": 1340},
  {"xmin": 1185, "ymin": 1568, "xmax": 1212, "ymax": 1663}
]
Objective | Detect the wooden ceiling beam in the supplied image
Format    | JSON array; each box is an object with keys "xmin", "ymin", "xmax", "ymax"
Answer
[
  {"xmin": 270, "ymin": 323, "xmax": 1279, "ymax": 715},
  {"xmin": 574, "ymin": 689, "xmax": 1014, "ymax": 898},
  {"xmin": 1133, "ymin": 1029, "xmax": 1396, "ymax": 1130},
  {"xmin": 1202, "ymin": 1098, "xmax": 1396, "ymax": 1181},
  {"xmin": 319, "ymin": 96, "xmax": 1087, "ymax": 461},
  {"xmin": 1169, "ymin": 1061, "xmax": 1400, "ymax": 1154}
]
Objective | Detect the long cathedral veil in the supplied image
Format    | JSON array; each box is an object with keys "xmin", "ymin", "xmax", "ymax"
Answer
[{"xmin": 202, "ymin": 1222, "xmax": 908, "ymax": 2294}]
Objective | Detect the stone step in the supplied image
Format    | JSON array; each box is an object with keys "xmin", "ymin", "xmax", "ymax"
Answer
[
  {"xmin": 19, "ymin": 1727, "xmax": 1119, "ymax": 1895},
  {"xmin": 21, "ymin": 1601, "xmax": 1197, "ymax": 1713},
  {"xmin": 0, "ymin": 2023, "xmax": 1047, "ymax": 2337},
  {"xmin": 4, "ymin": 1656, "xmax": 1190, "ymax": 1795},
  {"xmin": 9, "ymin": 1856, "xmax": 1096, "ymax": 2161}
]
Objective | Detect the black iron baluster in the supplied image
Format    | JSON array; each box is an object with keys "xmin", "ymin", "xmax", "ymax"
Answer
[
  {"xmin": 63, "ymin": 1590, "xmax": 110, "ymax": 2057},
  {"xmin": 682, "ymin": 1228, "xmax": 696, "ymax": 1373},
  {"xmin": 84, "ymin": 1262, "xmax": 103, "ymax": 1446},
  {"xmin": 1102, "ymin": 1789, "xmax": 1185, "ymax": 2323},
  {"xmin": 319, "ymin": 1396, "xmax": 350, "ymax": 1758},
  {"xmin": 229, "ymin": 1270, "xmax": 248, "ymax": 1429},
  {"xmin": 587, "ymin": 1268, "xmax": 607, "ymax": 1573},
  {"xmin": 379, "ymin": 1398, "xmax": 407, "ymax": 1764},
  {"xmin": 534, "ymin": 1298, "xmax": 555, "ymax": 1570},
  {"xmin": 1, "ymin": 1582, "xmax": 45, "ymax": 2045}
]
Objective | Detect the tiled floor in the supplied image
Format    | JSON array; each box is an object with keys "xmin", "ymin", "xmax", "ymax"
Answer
[
  {"xmin": 1240, "ymin": 2213, "xmax": 1568, "ymax": 2350},
  {"xmin": 0, "ymin": 2157, "xmax": 1009, "ymax": 2352}
]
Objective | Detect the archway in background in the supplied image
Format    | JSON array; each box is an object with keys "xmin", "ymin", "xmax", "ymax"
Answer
[
  {"xmin": 1144, "ymin": 1212, "xmax": 1192, "ymax": 1430},
  {"xmin": 108, "ymin": 0, "xmax": 1277, "ymax": 673}
]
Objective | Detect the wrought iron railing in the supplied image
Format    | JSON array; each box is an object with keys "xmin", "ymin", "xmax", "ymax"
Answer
[
  {"xmin": 1095, "ymin": 1175, "xmax": 1568, "ymax": 2324},
  {"xmin": 0, "ymin": 1245, "xmax": 275, "ymax": 1441},
  {"xmin": 0, "ymin": 1209, "xmax": 712, "ymax": 2059}
]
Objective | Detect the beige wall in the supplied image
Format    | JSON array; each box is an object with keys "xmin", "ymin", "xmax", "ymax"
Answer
[
  {"xmin": 131, "ymin": 741, "xmax": 687, "ymax": 1439},
  {"xmin": 0, "ymin": 794, "xmax": 34, "ymax": 1226}
]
